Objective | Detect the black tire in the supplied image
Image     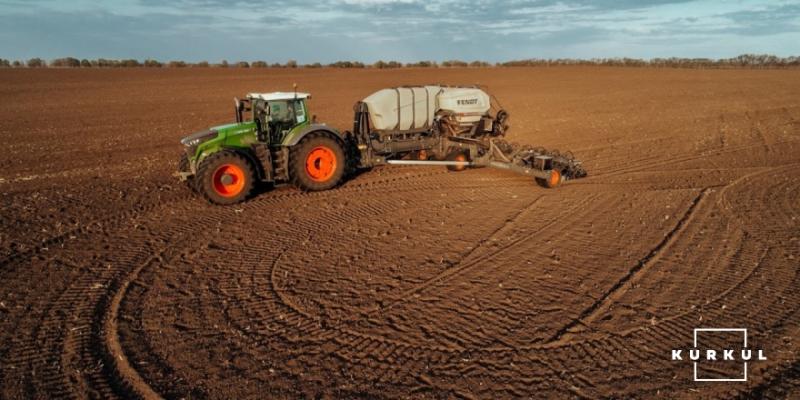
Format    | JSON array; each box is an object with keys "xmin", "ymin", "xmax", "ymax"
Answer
[
  {"xmin": 178, "ymin": 153, "xmax": 190, "ymax": 172},
  {"xmin": 178, "ymin": 153, "xmax": 199, "ymax": 193},
  {"xmin": 289, "ymin": 132, "xmax": 346, "ymax": 191},
  {"xmin": 196, "ymin": 151, "xmax": 255, "ymax": 205},
  {"xmin": 445, "ymin": 149, "xmax": 470, "ymax": 172},
  {"xmin": 342, "ymin": 134, "xmax": 361, "ymax": 178}
]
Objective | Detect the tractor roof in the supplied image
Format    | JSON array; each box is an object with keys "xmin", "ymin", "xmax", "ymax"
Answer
[{"xmin": 247, "ymin": 92, "xmax": 311, "ymax": 101}]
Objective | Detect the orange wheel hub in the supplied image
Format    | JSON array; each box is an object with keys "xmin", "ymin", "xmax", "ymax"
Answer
[
  {"xmin": 305, "ymin": 146, "xmax": 337, "ymax": 182},
  {"xmin": 548, "ymin": 170, "xmax": 561, "ymax": 187},
  {"xmin": 212, "ymin": 164, "xmax": 245, "ymax": 197},
  {"xmin": 453, "ymin": 153, "xmax": 467, "ymax": 171}
]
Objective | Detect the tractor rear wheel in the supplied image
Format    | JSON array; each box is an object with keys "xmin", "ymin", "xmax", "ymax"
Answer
[
  {"xmin": 535, "ymin": 169, "xmax": 562, "ymax": 189},
  {"xmin": 290, "ymin": 133, "xmax": 345, "ymax": 191},
  {"xmin": 196, "ymin": 151, "xmax": 255, "ymax": 205},
  {"xmin": 446, "ymin": 150, "xmax": 470, "ymax": 172}
]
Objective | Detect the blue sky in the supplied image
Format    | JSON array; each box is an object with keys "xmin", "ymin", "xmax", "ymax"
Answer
[{"xmin": 0, "ymin": 0, "xmax": 798, "ymax": 63}]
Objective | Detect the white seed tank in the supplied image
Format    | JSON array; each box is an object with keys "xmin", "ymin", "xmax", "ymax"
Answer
[{"xmin": 362, "ymin": 86, "xmax": 491, "ymax": 131}]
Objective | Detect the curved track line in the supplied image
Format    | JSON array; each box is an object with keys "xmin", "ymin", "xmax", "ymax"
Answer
[
  {"xmin": 611, "ymin": 245, "xmax": 770, "ymax": 339},
  {"xmin": 583, "ymin": 138, "xmax": 798, "ymax": 181},
  {"xmin": 371, "ymin": 194, "xmax": 596, "ymax": 316},
  {"xmin": 102, "ymin": 254, "xmax": 164, "ymax": 400},
  {"xmin": 0, "ymin": 189, "xmax": 190, "ymax": 275},
  {"xmin": 546, "ymin": 187, "xmax": 712, "ymax": 344},
  {"xmin": 0, "ymin": 166, "xmax": 447, "ymax": 275}
]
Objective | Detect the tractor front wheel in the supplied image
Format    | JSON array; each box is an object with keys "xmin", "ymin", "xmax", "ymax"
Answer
[
  {"xmin": 290, "ymin": 133, "xmax": 345, "ymax": 191},
  {"xmin": 178, "ymin": 153, "xmax": 199, "ymax": 193},
  {"xmin": 196, "ymin": 151, "xmax": 255, "ymax": 205}
]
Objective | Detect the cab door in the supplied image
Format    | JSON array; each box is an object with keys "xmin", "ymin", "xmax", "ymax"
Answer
[{"xmin": 268, "ymin": 99, "xmax": 308, "ymax": 142}]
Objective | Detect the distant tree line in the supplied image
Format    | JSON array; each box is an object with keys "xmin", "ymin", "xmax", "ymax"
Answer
[
  {"xmin": 497, "ymin": 54, "xmax": 800, "ymax": 68},
  {"xmin": 1, "ymin": 54, "xmax": 798, "ymax": 69}
]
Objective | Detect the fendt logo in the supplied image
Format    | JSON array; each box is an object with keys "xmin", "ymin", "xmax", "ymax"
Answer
[
  {"xmin": 457, "ymin": 98, "xmax": 478, "ymax": 105},
  {"xmin": 671, "ymin": 328, "xmax": 767, "ymax": 382}
]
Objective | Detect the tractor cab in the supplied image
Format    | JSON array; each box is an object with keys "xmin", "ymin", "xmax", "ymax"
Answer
[{"xmin": 235, "ymin": 92, "xmax": 311, "ymax": 143}]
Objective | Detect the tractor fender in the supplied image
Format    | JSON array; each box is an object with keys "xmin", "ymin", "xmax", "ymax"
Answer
[
  {"xmin": 198, "ymin": 146, "xmax": 268, "ymax": 181},
  {"xmin": 282, "ymin": 124, "xmax": 345, "ymax": 146},
  {"xmin": 225, "ymin": 146, "xmax": 270, "ymax": 181}
]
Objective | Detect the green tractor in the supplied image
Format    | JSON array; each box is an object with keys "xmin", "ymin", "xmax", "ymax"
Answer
[
  {"xmin": 178, "ymin": 86, "xmax": 586, "ymax": 205},
  {"xmin": 177, "ymin": 90, "xmax": 349, "ymax": 205}
]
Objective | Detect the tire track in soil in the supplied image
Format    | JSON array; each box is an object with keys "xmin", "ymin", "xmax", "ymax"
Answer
[
  {"xmin": 99, "ymin": 254, "xmax": 164, "ymax": 400},
  {"xmin": 550, "ymin": 165, "xmax": 799, "ymax": 396},
  {"xmin": 211, "ymin": 183, "xmax": 694, "ymax": 397},
  {"xmin": 159, "ymin": 178, "xmax": 584, "ymax": 395},
  {"xmin": 581, "ymin": 138, "xmax": 799, "ymax": 181},
  {"xmin": 85, "ymin": 192, "xmax": 305, "ymax": 399},
  {"xmin": 1, "ymin": 174, "xmax": 318, "ymax": 398},
  {"xmin": 2, "ymin": 203, "xmax": 218, "ymax": 399},
  {"xmin": 106, "ymin": 233, "xmax": 225, "ymax": 400},
  {"xmin": 0, "ymin": 188, "xmax": 189, "ymax": 276},
  {"xmin": 120, "ymin": 164, "xmax": 795, "ymax": 398},
  {"xmin": 255, "ymin": 175, "xmax": 532, "ymax": 332},
  {"xmin": 714, "ymin": 164, "xmax": 800, "ymax": 397},
  {"xmin": 111, "ymin": 168, "xmax": 540, "ymax": 397},
  {"xmin": 370, "ymin": 193, "xmax": 598, "ymax": 317},
  {"xmin": 572, "ymin": 166, "xmax": 796, "ymax": 344},
  {"xmin": 11, "ymin": 156, "xmax": 790, "ymax": 398},
  {"xmin": 0, "ymin": 165, "xmax": 454, "ymax": 278},
  {"xmin": 545, "ymin": 186, "xmax": 712, "ymax": 344},
  {"xmin": 107, "ymin": 176, "xmax": 463, "ymax": 396},
  {"xmin": 580, "ymin": 107, "xmax": 800, "ymax": 180},
  {"xmin": 0, "ymin": 178, "xmax": 239, "ymax": 398},
  {"xmin": 623, "ymin": 253, "xmax": 799, "ymax": 398},
  {"xmin": 215, "ymin": 188, "xmax": 600, "ymax": 394}
]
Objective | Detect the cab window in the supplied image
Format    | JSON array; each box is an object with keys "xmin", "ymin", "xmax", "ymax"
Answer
[
  {"xmin": 269, "ymin": 100, "xmax": 293, "ymax": 123},
  {"xmin": 294, "ymin": 100, "xmax": 306, "ymax": 124}
]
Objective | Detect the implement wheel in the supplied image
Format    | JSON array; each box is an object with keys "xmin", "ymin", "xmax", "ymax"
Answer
[
  {"xmin": 197, "ymin": 151, "xmax": 255, "ymax": 205},
  {"xmin": 446, "ymin": 150, "xmax": 470, "ymax": 172},
  {"xmin": 536, "ymin": 169, "xmax": 562, "ymax": 189},
  {"xmin": 290, "ymin": 132, "xmax": 345, "ymax": 191}
]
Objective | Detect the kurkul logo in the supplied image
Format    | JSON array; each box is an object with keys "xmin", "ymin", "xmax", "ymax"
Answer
[{"xmin": 671, "ymin": 328, "xmax": 767, "ymax": 382}]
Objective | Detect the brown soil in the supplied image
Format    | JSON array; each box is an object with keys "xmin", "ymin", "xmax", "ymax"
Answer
[{"xmin": 1, "ymin": 67, "xmax": 799, "ymax": 399}]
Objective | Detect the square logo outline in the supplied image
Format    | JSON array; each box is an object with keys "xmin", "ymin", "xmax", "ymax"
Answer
[{"xmin": 693, "ymin": 328, "xmax": 747, "ymax": 382}]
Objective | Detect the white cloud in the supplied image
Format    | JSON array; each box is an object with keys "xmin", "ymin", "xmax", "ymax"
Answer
[
  {"xmin": 338, "ymin": 0, "xmax": 419, "ymax": 5},
  {"xmin": 0, "ymin": 0, "xmax": 798, "ymax": 62}
]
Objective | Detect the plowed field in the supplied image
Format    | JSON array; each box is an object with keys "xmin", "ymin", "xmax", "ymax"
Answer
[{"xmin": 1, "ymin": 67, "xmax": 798, "ymax": 399}]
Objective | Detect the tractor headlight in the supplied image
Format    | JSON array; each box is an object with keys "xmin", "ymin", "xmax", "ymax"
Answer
[{"xmin": 180, "ymin": 129, "xmax": 218, "ymax": 147}]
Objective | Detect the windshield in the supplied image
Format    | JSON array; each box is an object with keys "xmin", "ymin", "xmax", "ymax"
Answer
[
  {"xmin": 269, "ymin": 100, "xmax": 293, "ymax": 123},
  {"xmin": 268, "ymin": 100, "xmax": 306, "ymax": 124}
]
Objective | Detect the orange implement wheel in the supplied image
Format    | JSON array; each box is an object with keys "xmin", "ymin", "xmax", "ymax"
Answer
[
  {"xmin": 536, "ymin": 169, "xmax": 562, "ymax": 189},
  {"xmin": 446, "ymin": 150, "xmax": 470, "ymax": 172},
  {"xmin": 212, "ymin": 163, "xmax": 246, "ymax": 197},
  {"xmin": 547, "ymin": 169, "xmax": 562, "ymax": 188},
  {"xmin": 304, "ymin": 146, "xmax": 338, "ymax": 182}
]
